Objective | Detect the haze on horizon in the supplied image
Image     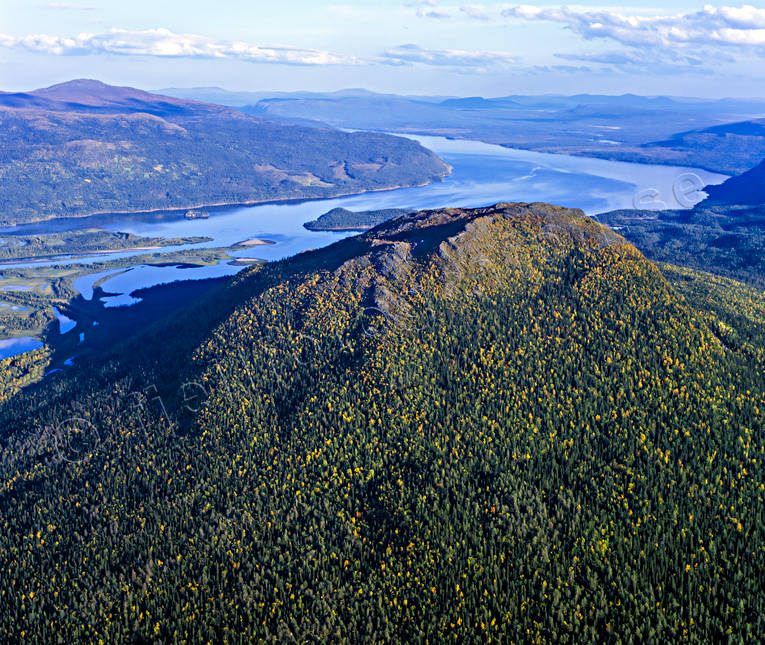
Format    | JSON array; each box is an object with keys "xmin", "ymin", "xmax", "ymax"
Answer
[{"xmin": 3, "ymin": 1, "xmax": 765, "ymax": 99}]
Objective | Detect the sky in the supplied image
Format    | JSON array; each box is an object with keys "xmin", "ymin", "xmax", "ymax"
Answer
[{"xmin": 2, "ymin": 1, "xmax": 765, "ymax": 97}]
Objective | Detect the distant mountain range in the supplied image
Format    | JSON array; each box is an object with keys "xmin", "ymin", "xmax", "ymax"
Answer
[
  {"xmin": 158, "ymin": 86, "xmax": 451, "ymax": 107},
  {"xmin": 159, "ymin": 86, "xmax": 765, "ymax": 175},
  {"xmin": 0, "ymin": 79, "xmax": 225, "ymax": 116},
  {"xmin": 0, "ymin": 80, "xmax": 449, "ymax": 225}
]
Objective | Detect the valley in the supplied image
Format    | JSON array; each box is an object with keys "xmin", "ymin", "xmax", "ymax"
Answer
[
  {"xmin": 207, "ymin": 89, "xmax": 765, "ymax": 175},
  {"xmin": 0, "ymin": 246, "xmax": 236, "ymax": 360},
  {"xmin": 0, "ymin": 230, "xmax": 211, "ymax": 262},
  {"xmin": 0, "ymin": 134, "xmax": 727, "ymax": 370}
]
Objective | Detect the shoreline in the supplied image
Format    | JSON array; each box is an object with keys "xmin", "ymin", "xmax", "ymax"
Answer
[
  {"xmin": 232, "ymin": 238, "xmax": 277, "ymax": 247},
  {"xmin": 382, "ymin": 128, "xmax": 733, "ymax": 177},
  {"xmin": 228, "ymin": 258, "xmax": 265, "ymax": 266},
  {"xmin": 501, "ymin": 144, "xmax": 733, "ymax": 177},
  {"xmin": 0, "ymin": 173, "xmax": 451, "ymax": 230},
  {"xmin": 303, "ymin": 225, "xmax": 374, "ymax": 232},
  {"xmin": 0, "ymin": 245, "xmax": 164, "ymax": 266},
  {"xmin": 0, "ymin": 133, "xmax": 734, "ymax": 231}
]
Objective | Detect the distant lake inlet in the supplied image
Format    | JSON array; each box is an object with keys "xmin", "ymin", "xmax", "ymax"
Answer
[{"xmin": 0, "ymin": 134, "xmax": 728, "ymax": 360}]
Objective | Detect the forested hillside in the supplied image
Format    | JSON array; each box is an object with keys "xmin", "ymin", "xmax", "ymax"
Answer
[
  {"xmin": 0, "ymin": 80, "xmax": 449, "ymax": 225},
  {"xmin": 303, "ymin": 207, "xmax": 413, "ymax": 231},
  {"xmin": 702, "ymin": 160, "xmax": 765, "ymax": 206},
  {"xmin": 578, "ymin": 120, "xmax": 765, "ymax": 175},
  {"xmin": 0, "ymin": 203, "xmax": 762, "ymax": 643},
  {"xmin": 596, "ymin": 204, "xmax": 765, "ymax": 289}
]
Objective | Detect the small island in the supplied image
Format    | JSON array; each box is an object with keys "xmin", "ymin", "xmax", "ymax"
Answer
[
  {"xmin": 228, "ymin": 257, "xmax": 265, "ymax": 266},
  {"xmin": 232, "ymin": 238, "xmax": 276, "ymax": 247},
  {"xmin": 303, "ymin": 207, "xmax": 414, "ymax": 232},
  {"xmin": 184, "ymin": 209, "xmax": 210, "ymax": 220}
]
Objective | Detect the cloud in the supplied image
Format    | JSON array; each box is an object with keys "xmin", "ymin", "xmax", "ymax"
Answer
[
  {"xmin": 556, "ymin": 51, "xmax": 647, "ymax": 66},
  {"xmin": 418, "ymin": 9, "xmax": 451, "ymax": 19},
  {"xmin": 405, "ymin": 0, "xmax": 453, "ymax": 19},
  {"xmin": 460, "ymin": 6, "xmax": 489, "ymax": 21},
  {"xmin": 0, "ymin": 27, "xmax": 357, "ymax": 65},
  {"xmin": 37, "ymin": 2, "xmax": 96, "ymax": 9},
  {"xmin": 532, "ymin": 64, "xmax": 593, "ymax": 74},
  {"xmin": 553, "ymin": 50, "xmax": 718, "ymax": 76},
  {"xmin": 380, "ymin": 43, "xmax": 518, "ymax": 70},
  {"xmin": 555, "ymin": 48, "xmax": 722, "ymax": 67},
  {"xmin": 501, "ymin": 4, "xmax": 765, "ymax": 50}
]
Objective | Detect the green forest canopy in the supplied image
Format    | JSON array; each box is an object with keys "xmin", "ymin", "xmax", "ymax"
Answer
[{"xmin": 0, "ymin": 203, "xmax": 762, "ymax": 643}]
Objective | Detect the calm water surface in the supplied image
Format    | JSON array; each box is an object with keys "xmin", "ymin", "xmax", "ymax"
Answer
[
  {"xmin": 0, "ymin": 135, "xmax": 728, "ymax": 358},
  {"xmin": 0, "ymin": 337, "xmax": 43, "ymax": 360}
]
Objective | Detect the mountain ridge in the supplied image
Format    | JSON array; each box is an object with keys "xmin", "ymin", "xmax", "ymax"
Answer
[
  {"xmin": 0, "ymin": 78, "xmax": 224, "ymax": 117},
  {"xmin": 1, "ymin": 201, "xmax": 762, "ymax": 642},
  {"xmin": 0, "ymin": 80, "xmax": 449, "ymax": 225}
]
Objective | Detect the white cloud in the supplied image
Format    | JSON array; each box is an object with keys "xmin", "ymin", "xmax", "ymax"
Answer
[
  {"xmin": 0, "ymin": 27, "xmax": 357, "ymax": 65},
  {"xmin": 501, "ymin": 4, "xmax": 765, "ymax": 50},
  {"xmin": 555, "ymin": 47, "xmax": 723, "ymax": 66},
  {"xmin": 553, "ymin": 50, "xmax": 717, "ymax": 75},
  {"xmin": 532, "ymin": 64, "xmax": 593, "ymax": 74},
  {"xmin": 556, "ymin": 51, "xmax": 648, "ymax": 66},
  {"xmin": 37, "ymin": 2, "xmax": 96, "ymax": 9},
  {"xmin": 380, "ymin": 43, "xmax": 518, "ymax": 70},
  {"xmin": 460, "ymin": 6, "xmax": 489, "ymax": 21},
  {"xmin": 418, "ymin": 8, "xmax": 451, "ymax": 19},
  {"xmin": 405, "ymin": 0, "xmax": 453, "ymax": 19}
]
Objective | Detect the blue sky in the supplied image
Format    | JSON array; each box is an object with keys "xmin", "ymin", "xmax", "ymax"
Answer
[{"xmin": 2, "ymin": 1, "xmax": 765, "ymax": 97}]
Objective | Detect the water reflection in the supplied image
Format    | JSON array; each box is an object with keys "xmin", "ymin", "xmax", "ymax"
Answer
[
  {"xmin": 0, "ymin": 337, "xmax": 43, "ymax": 360},
  {"xmin": 52, "ymin": 306, "xmax": 77, "ymax": 334},
  {"xmin": 99, "ymin": 261, "xmax": 241, "ymax": 308}
]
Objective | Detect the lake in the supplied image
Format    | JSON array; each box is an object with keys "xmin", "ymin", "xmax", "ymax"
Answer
[
  {"xmin": 0, "ymin": 134, "xmax": 728, "ymax": 359},
  {"xmin": 0, "ymin": 337, "xmax": 43, "ymax": 361}
]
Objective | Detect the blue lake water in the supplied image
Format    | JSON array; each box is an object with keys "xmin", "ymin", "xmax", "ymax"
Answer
[
  {"xmin": 89, "ymin": 136, "xmax": 727, "ymax": 305},
  {"xmin": 99, "ymin": 262, "xmax": 243, "ymax": 307},
  {"xmin": 52, "ymin": 306, "xmax": 77, "ymax": 334},
  {"xmin": 72, "ymin": 268, "xmax": 129, "ymax": 300},
  {"xmin": 0, "ymin": 337, "xmax": 43, "ymax": 360},
  {"xmin": 0, "ymin": 134, "xmax": 729, "ymax": 356}
]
